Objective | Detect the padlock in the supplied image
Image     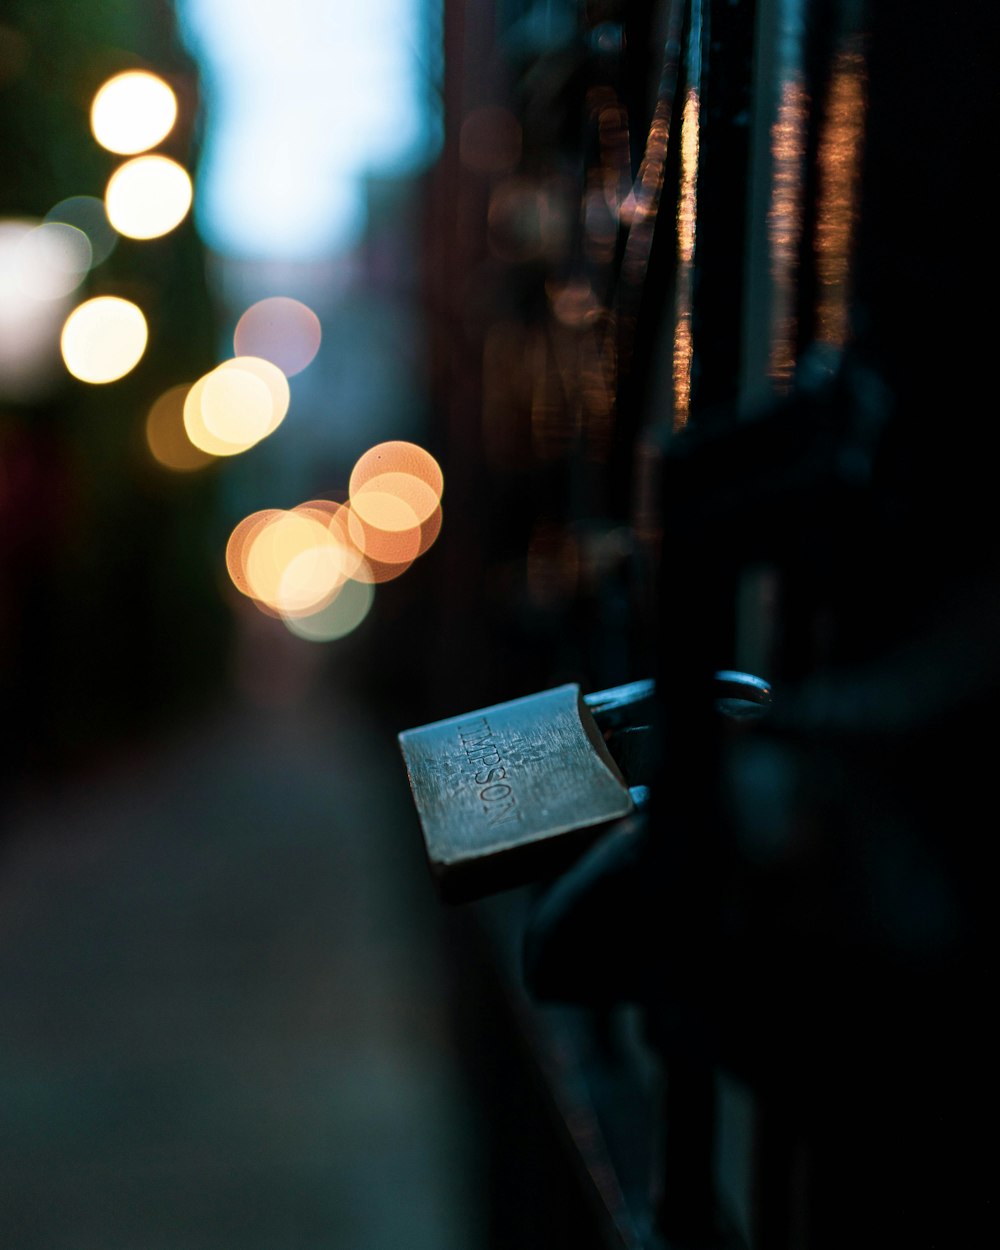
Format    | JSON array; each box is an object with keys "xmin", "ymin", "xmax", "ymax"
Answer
[
  {"xmin": 399, "ymin": 672, "xmax": 769, "ymax": 902},
  {"xmin": 398, "ymin": 682, "xmax": 652, "ymax": 902}
]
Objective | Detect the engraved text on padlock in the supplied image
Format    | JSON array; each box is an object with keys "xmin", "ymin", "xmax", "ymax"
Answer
[{"xmin": 399, "ymin": 684, "xmax": 633, "ymax": 899}]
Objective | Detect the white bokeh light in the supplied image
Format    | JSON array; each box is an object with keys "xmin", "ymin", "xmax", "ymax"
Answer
[{"xmin": 177, "ymin": 0, "xmax": 442, "ymax": 258}]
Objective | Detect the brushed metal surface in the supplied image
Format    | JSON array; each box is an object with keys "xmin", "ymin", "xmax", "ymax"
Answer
[{"xmin": 399, "ymin": 685, "xmax": 632, "ymax": 888}]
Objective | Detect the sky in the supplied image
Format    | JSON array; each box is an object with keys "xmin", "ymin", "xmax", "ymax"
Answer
[{"xmin": 176, "ymin": 0, "xmax": 442, "ymax": 259}]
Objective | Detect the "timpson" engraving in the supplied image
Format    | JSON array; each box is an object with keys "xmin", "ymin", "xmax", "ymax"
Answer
[{"xmin": 457, "ymin": 717, "xmax": 521, "ymax": 827}]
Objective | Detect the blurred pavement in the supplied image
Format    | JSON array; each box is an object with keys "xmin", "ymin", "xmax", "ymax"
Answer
[{"xmin": 0, "ymin": 671, "xmax": 481, "ymax": 1249}]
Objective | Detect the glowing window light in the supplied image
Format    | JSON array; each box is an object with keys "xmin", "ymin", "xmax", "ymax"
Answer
[
  {"xmin": 283, "ymin": 575, "xmax": 374, "ymax": 642},
  {"xmin": 352, "ymin": 470, "xmax": 439, "ymax": 527},
  {"xmin": 349, "ymin": 440, "xmax": 443, "ymax": 502},
  {"xmin": 60, "ymin": 296, "xmax": 147, "ymax": 383},
  {"xmin": 46, "ymin": 196, "xmax": 118, "ymax": 266},
  {"xmin": 90, "ymin": 70, "xmax": 178, "ymax": 155},
  {"xmin": 146, "ymin": 383, "xmax": 214, "ymax": 471},
  {"xmin": 14, "ymin": 223, "xmax": 92, "ymax": 300},
  {"xmin": 233, "ymin": 297, "xmax": 322, "ymax": 376},
  {"xmin": 105, "ymin": 155, "xmax": 193, "ymax": 240}
]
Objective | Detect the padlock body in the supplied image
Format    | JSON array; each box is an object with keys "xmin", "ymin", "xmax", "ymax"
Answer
[{"xmin": 399, "ymin": 684, "xmax": 632, "ymax": 899}]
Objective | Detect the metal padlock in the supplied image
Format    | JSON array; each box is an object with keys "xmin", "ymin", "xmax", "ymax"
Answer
[
  {"xmin": 399, "ymin": 672, "xmax": 770, "ymax": 902},
  {"xmin": 398, "ymin": 681, "xmax": 653, "ymax": 902}
]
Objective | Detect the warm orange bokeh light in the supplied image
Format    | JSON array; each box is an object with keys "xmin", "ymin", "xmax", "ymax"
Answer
[
  {"xmin": 183, "ymin": 357, "xmax": 289, "ymax": 457},
  {"xmin": 227, "ymin": 508, "xmax": 359, "ymax": 619},
  {"xmin": 201, "ymin": 366, "xmax": 272, "ymax": 446},
  {"xmin": 345, "ymin": 503, "xmax": 422, "ymax": 568},
  {"xmin": 226, "ymin": 510, "xmax": 282, "ymax": 599},
  {"xmin": 217, "ymin": 356, "xmax": 290, "ymax": 435},
  {"xmin": 349, "ymin": 441, "xmax": 443, "ymax": 502},
  {"xmin": 352, "ymin": 471, "xmax": 440, "ymax": 527},
  {"xmin": 146, "ymin": 383, "xmax": 214, "ymax": 471},
  {"xmin": 415, "ymin": 502, "xmax": 443, "ymax": 557}
]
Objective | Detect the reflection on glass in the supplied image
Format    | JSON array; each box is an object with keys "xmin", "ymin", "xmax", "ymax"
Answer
[
  {"xmin": 767, "ymin": 74, "xmax": 808, "ymax": 389},
  {"xmin": 548, "ymin": 279, "xmax": 599, "ymax": 329},
  {"xmin": 105, "ymin": 155, "xmax": 193, "ymax": 240},
  {"xmin": 620, "ymin": 0, "xmax": 684, "ymax": 283},
  {"xmin": 60, "ymin": 296, "xmax": 148, "ymax": 383},
  {"xmin": 815, "ymin": 45, "xmax": 866, "ymax": 349},
  {"xmin": 90, "ymin": 70, "xmax": 178, "ymax": 155},
  {"xmin": 672, "ymin": 85, "xmax": 700, "ymax": 429},
  {"xmin": 488, "ymin": 179, "xmax": 559, "ymax": 263}
]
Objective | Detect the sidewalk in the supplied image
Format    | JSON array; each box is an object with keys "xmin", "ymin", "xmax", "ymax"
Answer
[{"xmin": 0, "ymin": 676, "xmax": 480, "ymax": 1249}]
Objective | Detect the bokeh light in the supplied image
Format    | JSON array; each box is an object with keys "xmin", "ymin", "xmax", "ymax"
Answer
[
  {"xmin": 1, "ymin": 219, "xmax": 73, "ymax": 400},
  {"xmin": 349, "ymin": 440, "xmax": 443, "ymax": 500},
  {"xmin": 217, "ymin": 356, "xmax": 290, "ymax": 435},
  {"xmin": 183, "ymin": 373, "xmax": 247, "ymax": 457},
  {"xmin": 226, "ymin": 508, "xmax": 359, "ymax": 619},
  {"xmin": 46, "ymin": 196, "xmax": 118, "ymax": 266},
  {"xmin": 226, "ymin": 509, "xmax": 283, "ymax": 599},
  {"xmin": 233, "ymin": 296, "xmax": 322, "ymax": 376},
  {"xmin": 283, "ymin": 576, "xmax": 374, "ymax": 642},
  {"xmin": 345, "ymin": 503, "xmax": 422, "ymax": 569},
  {"xmin": 201, "ymin": 365, "xmax": 272, "ymax": 446},
  {"xmin": 60, "ymin": 295, "xmax": 148, "ymax": 383},
  {"xmin": 90, "ymin": 70, "xmax": 178, "ymax": 155},
  {"xmin": 245, "ymin": 510, "xmax": 344, "ymax": 617},
  {"xmin": 182, "ymin": 357, "xmax": 289, "ymax": 457},
  {"xmin": 13, "ymin": 222, "xmax": 92, "ymax": 299},
  {"xmin": 145, "ymin": 383, "xmax": 214, "ymax": 471},
  {"xmin": 415, "ymin": 502, "xmax": 443, "ymax": 557},
  {"xmin": 105, "ymin": 155, "xmax": 193, "ymax": 240},
  {"xmin": 352, "ymin": 470, "xmax": 440, "ymax": 527}
]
